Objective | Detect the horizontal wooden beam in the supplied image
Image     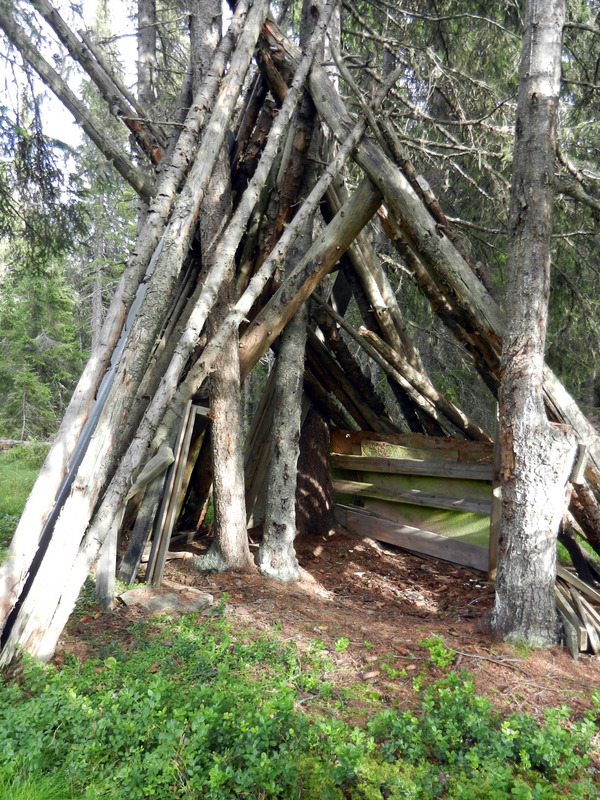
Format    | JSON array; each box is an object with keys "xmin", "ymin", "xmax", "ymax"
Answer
[
  {"xmin": 331, "ymin": 453, "xmax": 493, "ymax": 482},
  {"xmin": 333, "ymin": 479, "xmax": 491, "ymax": 516},
  {"xmin": 335, "ymin": 504, "xmax": 489, "ymax": 572},
  {"xmin": 556, "ymin": 563, "xmax": 600, "ymax": 605}
]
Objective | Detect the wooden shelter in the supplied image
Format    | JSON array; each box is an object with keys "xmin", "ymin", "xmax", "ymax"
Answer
[{"xmin": 1, "ymin": 1, "xmax": 600, "ymax": 665}]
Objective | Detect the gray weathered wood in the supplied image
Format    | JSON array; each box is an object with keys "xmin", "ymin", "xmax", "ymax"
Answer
[
  {"xmin": 95, "ymin": 514, "xmax": 121, "ymax": 611},
  {"xmin": 331, "ymin": 454, "xmax": 493, "ymax": 482},
  {"xmin": 359, "ymin": 327, "xmax": 492, "ymax": 443},
  {"xmin": 146, "ymin": 401, "xmax": 195, "ymax": 587},
  {"xmin": 125, "ymin": 444, "xmax": 175, "ymax": 502},
  {"xmin": 118, "ymin": 471, "xmax": 168, "ymax": 585},
  {"xmin": 333, "ymin": 479, "xmax": 491, "ymax": 515},
  {"xmin": 335, "ymin": 504, "xmax": 489, "ymax": 572},
  {"xmin": 557, "ymin": 607, "xmax": 580, "ymax": 659},
  {"xmin": 555, "ymin": 584, "xmax": 587, "ymax": 651},
  {"xmin": 556, "ymin": 563, "xmax": 600, "ymax": 605},
  {"xmin": 568, "ymin": 585, "xmax": 600, "ymax": 654},
  {"xmin": 489, "ymin": 414, "xmax": 502, "ymax": 579}
]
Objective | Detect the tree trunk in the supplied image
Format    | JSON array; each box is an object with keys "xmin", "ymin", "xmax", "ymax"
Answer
[
  {"xmin": 258, "ymin": 0, "xmax": 321, "ymax": 580},
  {"xmin": 258, "ymin": 304, "xmax": 307, "ymax": 581},
  {"xmin": 187, "ymin": 0, "xmax": 252, "ymax": 574},
  {"xmin": 137, "ymin": 0, "xmax": 156, "ymax": 111},
  {"xmin": 296, "ymin": 406, "xmax": 336, "ymax": 537},
  {"xmin": 492, "ymin": 0, "xmax": 575, "ymax": 647}
]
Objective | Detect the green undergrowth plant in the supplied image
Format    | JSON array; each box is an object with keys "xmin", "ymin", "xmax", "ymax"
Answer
[
  {"xmin": 0, "ymin": 623, "xmax": 597, "ymax": 799},
  {"xmin": 0, "ymin": 770, "xmax": 103, "ymax": 800},
  {"xmin": 0, "ymin": 446, "xmax": 46, "ymax": 559}
]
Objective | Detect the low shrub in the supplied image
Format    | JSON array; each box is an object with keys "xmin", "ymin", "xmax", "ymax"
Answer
[{"xmin": 0, "ymin": 625, "xmax": 596, "ymax": 799}]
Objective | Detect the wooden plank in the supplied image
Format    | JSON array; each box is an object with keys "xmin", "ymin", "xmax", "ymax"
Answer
[
  {"xmin": 335, "ymin": 504, "xmax": 489, "ymax": 571},
  {"xmin": 489, "ymin": 415, "xmax": 501, "ymax": 579},
  {"xmin": 555, "ymin": 584, "xmax": 587, "ymax": 651},
  {"xmin": 568, "ymin": 585, "xmax": 600, "ymax": 654},
  {"xmin": 146, "ymin": 401, "xmax": 194, "ymax": 586},
  {"xmin": 362, "ymin": 498, "xmax": 490, "ymax": 545},
  {"xmin": 361, "ymin": 441, "xmax": 458, "ymax": 463},
  {"xmin": 331, "ymin": 453, "xmax": 493, "ymax": 481},
  {"xmin": 333, "ymin": 478, "xmax": 492, "ymax": 515},
  {"xmin": 557, "ymin": 606, "xmax": 580, "ymax": 659},
  {"xmin": 362, "ymin": 470, "xmax": 493, "ymax": 503},
  {"xmin": 125, "ymin": 443, "xmax": 174, "ymax": 501},
  {"xmin": 578, "ymin": 594, "xmax": 600, "ymax": 635},
  {"xmin": 570, "ymin": 444, "xmax": 589, "ymax": 485},
  {"xmin": 556, "ymin": 564, "xmax": 600, "ymax": 605},
  {"xmin": 330, "ymin": 430, "xmax": 493, "ymax": 462},
  {"xmin": 118, "ymin": 470, "xmax": 168, "ymax": 585}
]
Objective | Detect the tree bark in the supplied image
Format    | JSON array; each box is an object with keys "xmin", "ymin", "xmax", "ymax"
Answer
[
  {"xmin": 258, "ymin": 303, "xmax": 307, "ymax": 581},
  {"xmin": 492, "ymin": 0, "xmax": 575, "ymax": 647},
  {"xmin": 257, "ymin": 0, "xmax": 319, "ymax": 581},
  {"xmin": 189, "ymin": 0, "xmax": 252, "ymax": 574},
  {"xmin": 137, "ymin": 0, "xmax": 157, "ymax": 111}
]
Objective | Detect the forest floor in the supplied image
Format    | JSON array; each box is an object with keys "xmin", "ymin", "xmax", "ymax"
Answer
[{"xmin": 56, "ymin": 524, "xmax": 600, "ymax": 737}]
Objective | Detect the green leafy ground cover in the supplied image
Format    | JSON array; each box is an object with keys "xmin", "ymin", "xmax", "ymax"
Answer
[
  {"xmin": 0, "ymin": 614, "xmax": 598, "ymax": 800},
  {"xmin": 0, "ymin": 450, "xmax": 599, "ymax": 798}
]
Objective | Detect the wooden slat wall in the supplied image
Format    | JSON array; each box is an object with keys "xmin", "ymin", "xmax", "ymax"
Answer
[{"xmin": 331, "ymin": 431, "xmax": 494, "ymax": 568}]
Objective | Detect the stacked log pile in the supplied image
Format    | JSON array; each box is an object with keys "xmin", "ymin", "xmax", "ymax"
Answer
[{"xmin": 0, "ymin": 2, "xmax": 599, "ymax": 666}]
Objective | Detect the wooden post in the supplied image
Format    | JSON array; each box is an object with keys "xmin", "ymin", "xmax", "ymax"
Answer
[
  {"xmin": 146, "ymin": 401, "xmax": 195, "ymax": 586},
  {"xmin": 489, "ymin": 409, "xmax": 501, "ymax": 579}
]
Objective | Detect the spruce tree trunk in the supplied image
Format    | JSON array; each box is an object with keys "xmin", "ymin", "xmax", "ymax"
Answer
[
  {"xmin": 258, "ymin": 304, "xmax": 307, "ymax": 581},
  {"xmin": 492, "ymin": 0, "xmax": 576, "ymax": 647},
  {"xmin": 183, "ymin": 0, "xmax": 251, "ymax": 573},
  {"xmin": 257, "ymin": 0, "xmax": 322, "ymax": 582}
]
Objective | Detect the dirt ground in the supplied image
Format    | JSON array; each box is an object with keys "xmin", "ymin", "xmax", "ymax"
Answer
[{"xmin": 57, "ymin": 524, "xmax": 600, "ymax": 733}]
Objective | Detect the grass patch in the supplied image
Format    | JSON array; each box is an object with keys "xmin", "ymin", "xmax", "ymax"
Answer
[
  {"xmin": 0, "ymin": 446, "xmax": 47, "ymax": 557},
  {"xmin": 0, "ymin": 621, "xmax": 597, "ymax": 799},
  {"xmin": 0, "ymin": 771, "xmax": 99, "ymax": 800}
]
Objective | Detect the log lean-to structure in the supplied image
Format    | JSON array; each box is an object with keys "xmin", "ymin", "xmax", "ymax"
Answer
[{"xmin": 1, "ymin": 0, "xmax": 600, "ymax": 665}]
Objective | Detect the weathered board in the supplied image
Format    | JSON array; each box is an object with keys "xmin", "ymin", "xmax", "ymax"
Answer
[
  {"xmin": 331, "ymin": 431, "xmax": 494, "ymax": 562},
  {"xmin": 332, "ymin": 478, "xmax": 491, "ymax": 516},
  {"xmin": 331, "ymin": 453, "xmax": 494, "ymax": 482},
  {"xmin": 361, "ymin": 440, "xmax": 459, "ymax": 463},
  {"xmin": 330, "ymin": 430, "xmax": 494, "ymax": 462},
  {"xmin": 335, "ymin": 504, "xmax": 489, "ymax": 572},
  {"xmin": 360, "ymin": 499, "xmax": 491, "ymax": 547}
]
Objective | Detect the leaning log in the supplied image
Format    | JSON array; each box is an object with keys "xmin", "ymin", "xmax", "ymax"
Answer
[
  {"xmin": 0, "ymin": 7, "xmax": 155, "ymax": 201},
  {"xmin": 0, "ymin": 0, "xmax": 258, "ymax": 638},
  {"xmin": 0, "ymin": 0, "xmax": 271, "ymax": 661},
  {"xmin": 29, "ymin": 0, "xmax": 165, "ymax": 164},
  {"xmin": 262, "ymin": 21, "xmax": 600, "ymax": 490},
  {"xmin": 359, "ymin": 328, "xmax": 491, "ymax": 442}
]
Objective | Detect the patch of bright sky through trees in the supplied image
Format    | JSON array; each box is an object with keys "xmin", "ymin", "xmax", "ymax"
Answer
[{"xmin": 3, "ymin": 0, "xmax": 233, "ymax": 151}]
